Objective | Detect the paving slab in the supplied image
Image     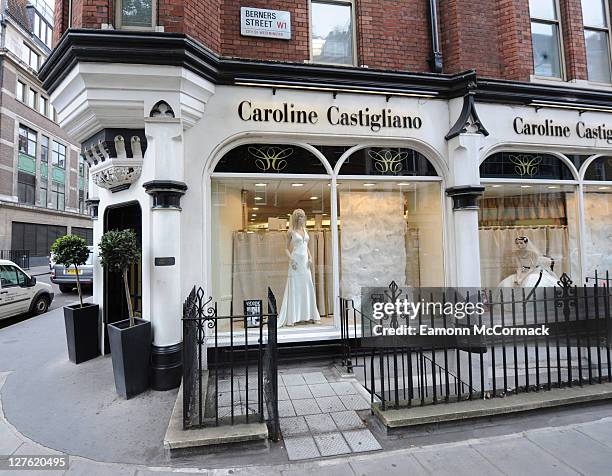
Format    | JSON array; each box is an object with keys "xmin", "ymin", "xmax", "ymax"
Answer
[
  {"xmin": 340, "ymin": 395, "xmax": 370, "ymax": 411},
  {"xmin": 0, "ymin": 422, "xmax": 23, "ymax": 455},
  {"xmin": 527, "ymin": 427, "xmax": 612, "ymax": 475},
  {"xmin": 341, "ymin": 429, "xmax": 382, "ymax": 453},
  {"xmin": 413, "ymin": 444, "xmax": 504, "ymax": 476},
  {"xmin": 302, "ymin": 372, "xmax": 327, "ymax": 384},
  {"xmin": 471, "ymin": 435, "xmax": 579, "ymax": 476},
  {"xmin": 287, "ymin": 386, "xmax": 313, "ymax": 400},
  {"xmin": 278, "ymin": 400, "xmax": 296, "ymax": 417},
  {"xmin": 317, "ymin": 396, "xmax": 346, "ymax": 413},
  {"xmin": 575, "ymin": 419, "xmax": 612, "ymax": 449},
  {"xmin": 278, "ymin": 386, "xmax": 290, "ymax": 401},
  {"xmin": 292, "ymin": 399, "xmax": 321, "ymax": 416},
  {"xmin": 313, "ymin": 432, "xmax": 351, "ymax": 457},
  {"xmin": 304, "ymin": 413, "xmax": 338, "ymax": 434},
  {"xmin": 281, "ymin": 462, "xmax": 355, "ymax": 476},
  {"xmin": 279, "ymin": 416, "xmax": 309, "ymax": 437},
  {"xmin": 284, "ymin": 436, "xmax": 321, "ymax": 460},
  {"xmin": 308, "ymin": 383, "xmax": 335, "ymax": 398},
  {"xmin": 64, "ymin": 459, "xmax": 137, "ymax": 476},
  {"xmin": 330, "ymin": 382, "xmax": 358, "ymax": 396},
  {"xmin": 282, "ymin": 375, "xmax": 307, "ymax": 386},
  {"xmin": 330, "ymin": 411, "xmax": 366, "ymax": 431},
  {"xmin": 350, "ymin": 453, "xmax": 428, "ymax": 476}
]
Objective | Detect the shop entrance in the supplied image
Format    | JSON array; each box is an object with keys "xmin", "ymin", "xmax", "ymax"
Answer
[{"xmin": 102, "ymin": 201, "xmax": 142, "ymax": 353}]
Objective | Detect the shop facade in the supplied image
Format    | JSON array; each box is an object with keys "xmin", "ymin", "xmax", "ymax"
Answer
[{"xmin": 39, "ymin": 32, "xmax": 612, "ymax": 389}]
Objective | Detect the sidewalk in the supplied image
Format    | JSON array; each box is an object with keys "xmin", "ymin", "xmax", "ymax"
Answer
[
  {"xmin": 28, "ymin": 265, "xmax": 51, "ymax": 276},
  {"xmin": 3, "ymin": 307, "xmax": 612, "ymax": 475}
]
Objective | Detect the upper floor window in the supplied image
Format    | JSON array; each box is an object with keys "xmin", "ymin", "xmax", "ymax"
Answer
[
  {"xmin": 582, "ymin": 0, "xmax": 612, "ymax": 83},
  {"xmin": 529, "ymin": 0, "xmax": 563, "ymax": 79},
  {"xmin": 38, "ymin": 96, "xmax": 48, "ymax": 116},
  {"xmin": 41, "ymin": 136, "xmax": 49, "ymax": 163},
  {"xmin": 52, "ymin": 141, "xmax": 67, "ymax": 168},
  {"xmin": 18, "ymin": 125, "xmax": 37, "ymax": 157},
  {"xmin": 33, "ymin": 12, "xmax": 53, "ymax": 48},
  {"xmin": 22, "ymin": 44, "xmax": 40, "ymax": 71},
  {"xmin": 16, "ymin": 80, "xmax": 25, "ymax": 102},
  {"xmin": 311, "ymin": 0, "xmax": 354, "ymax": 66},
  {"xmin": 27, "ymin": 89, "xmax": 37, "ymax": 109},
  {"xmin": 116, "ymin": 0, "xmax": 155, "ymax": 29}
]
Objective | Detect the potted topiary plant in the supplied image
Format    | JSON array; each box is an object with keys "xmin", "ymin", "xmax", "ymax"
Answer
[
  {"xmin": 99, "ymin": 229, "xmax": 150, "ymax": 399},
  {"xmin": 51, "ymin": 234, "xmax": 99, "ymax": 364}
]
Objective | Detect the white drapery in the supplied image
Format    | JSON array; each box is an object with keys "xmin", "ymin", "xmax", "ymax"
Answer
[
  {"xmin": 479, "ymin": 226, "xmax": 569, "ymax": 288},
  {"xmin": 231, "ymin": 230, "xmax": 333, "ymax": 317}
]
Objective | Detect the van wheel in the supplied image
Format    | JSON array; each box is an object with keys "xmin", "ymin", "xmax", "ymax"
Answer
[
  {"xmin": 33, "ymin": 296, "xmax": 50, "ymax": 315},
  {"xmin": 59, "ymin": 284, "xmax": 73, "ymax": 293}
]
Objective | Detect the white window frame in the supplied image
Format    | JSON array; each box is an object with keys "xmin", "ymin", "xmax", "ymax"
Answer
[
  {"xmin": 309, "ymin": 0, "xmax": 357, "ymax": 67},
  {"xmin": 529, "ymin": 0, "xmax": 566, "ymax": 81},
  {"xmin": 582, "ymin": 0, "xmax": 612, "ymax": 84},
  {"xmin": 115, "ymin": 0, "xmax": 157, "ymax": 30},
  {"xmin": 16, "ymin": 80, "xmax": 26, "ymax": 102},
  {"xmin": 22, "ymin": 43, "xmax": 40, "ymax": 71}
]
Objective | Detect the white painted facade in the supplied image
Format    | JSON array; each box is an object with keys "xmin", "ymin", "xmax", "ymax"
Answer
[{"xmin": 49, "ymin": 63, "xmax": 612, "ymax": 349}]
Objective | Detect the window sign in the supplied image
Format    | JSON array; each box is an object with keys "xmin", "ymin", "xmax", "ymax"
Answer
[{"xmin": 240, "ymin": 7, "xmax": 291, "ymax": 40}]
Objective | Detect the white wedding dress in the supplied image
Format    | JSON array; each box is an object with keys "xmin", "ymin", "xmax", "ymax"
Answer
[{"xmin": 278, "ymin": 230, "xmax": 321, "ymax": 327}]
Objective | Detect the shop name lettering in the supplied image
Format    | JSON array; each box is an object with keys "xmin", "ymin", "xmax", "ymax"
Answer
[
  {"xmin": 513, "ymin": 117, "xmax": 612, "ymax": 143},
  {"xmin": 238, "ymin": 101, "xmax": 423, "ymax": 132}
]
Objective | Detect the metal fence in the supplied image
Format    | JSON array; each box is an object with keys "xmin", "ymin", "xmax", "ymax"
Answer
[
  {"xmin": 341, "ymin": 272, "xmax": 612, "ymax": 411},
  {"xmin": 0, "ymin": 250, "xmax": 30, "ymax": 269},
  {"xmin": 182, "ymin": 286, "xmax": 280, "ymax": 440}
]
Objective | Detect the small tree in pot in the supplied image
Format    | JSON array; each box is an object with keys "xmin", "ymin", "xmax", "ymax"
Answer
[
  {"xmin": 51, "ymin": 235, "xmax": 99, "ymax": 364},
  {"xmin": 99, "ymin": 229, "xmax": 151, "ymax": 398}
]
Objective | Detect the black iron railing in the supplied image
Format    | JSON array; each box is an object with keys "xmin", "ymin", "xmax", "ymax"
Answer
[
  {"xmin": 341, "ymin": 272, "xmax": 612, "ymax": 411},
  {"xmin": 0, "ymin": 250, "xmax": 30, "ymax": 269},
  {"xmin": 182, "ymin": 286, "xmax": 279, "ymax": 440}
]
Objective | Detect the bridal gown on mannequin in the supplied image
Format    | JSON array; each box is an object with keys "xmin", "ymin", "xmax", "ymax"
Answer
[{"xmin": 278, "ymin": 230, "xmax": 321, "ymax": 327}]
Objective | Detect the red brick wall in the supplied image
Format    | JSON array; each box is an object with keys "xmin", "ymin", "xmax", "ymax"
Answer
[
  {"xmin": 559, "ymin": 0, "xmax": 587, "ymax": 81},
  {"xmin": 440, "ymin": 0, "xmax": 502, "ymax": 77},
  {"xmin": 356, "ymin": 0, "xmax": 430, "ymax": 71},
  {"xmin": 51, "ymin": 0, "xmax": 595, "ymax": 82}
]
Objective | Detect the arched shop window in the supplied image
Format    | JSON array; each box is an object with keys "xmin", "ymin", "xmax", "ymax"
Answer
[
  {"xmin": 584, "ymin": 156, "xmax": 612, "ymax": 181},
  {"xmin": 583, "ymin": 156, "xmax": 612, "ymax": 276},
  {"xmin": 214, "ymin": 144, "xmax": 328, "ymax": 174},
  {"xmin": 337, "ymin": 147, "xmax": 443, "ymax": 302},
  {"xmin": 211, "ymin": 143, "xmax": 332, "ymax": 328},
  {"xmin": 339, "ymin": 147, "xmax": 438, "ymax": 176},
  {"xmin": 479, "ymin": 151, "xmax": 580, "ymax": 288},
  {"xmin": 480, "ymin": 152, "xmax": 575, "ymax": 180}
]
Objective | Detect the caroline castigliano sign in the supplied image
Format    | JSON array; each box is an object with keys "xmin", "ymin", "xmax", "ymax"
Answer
[{"xmin": 240, "ymin": 7, "xmax": 291, "ymax": 40}]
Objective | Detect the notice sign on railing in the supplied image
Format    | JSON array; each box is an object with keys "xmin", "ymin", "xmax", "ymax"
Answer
[{"xmin": 240, "ymin": 7, "xmax": 291, "ymax": 40}]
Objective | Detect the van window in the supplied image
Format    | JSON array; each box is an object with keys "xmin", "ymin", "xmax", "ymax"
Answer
[{"xmin": 0, "ymin": 265, "xmax": 19, "ymax": 287}]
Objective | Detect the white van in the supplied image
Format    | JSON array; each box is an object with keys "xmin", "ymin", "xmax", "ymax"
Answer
[{"xmin": 0, "ymin": 260, "xmax": 54, "ymax": 319}]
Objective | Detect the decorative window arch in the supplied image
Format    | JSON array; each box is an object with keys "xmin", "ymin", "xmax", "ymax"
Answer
[
  {"xmin": 584, "ymin": 156, "xmax": 612, "ymax": 181},
  {"xmin": 480, "ymin": 152, "xmax": 575, "ymax": 180},
  {"xmin": 339, "ymin": 147, "xmax": 438, "ymax": 176},
  {"xmin": 214, "ymin": 144, "xmax": 329, "ymax": 174}
]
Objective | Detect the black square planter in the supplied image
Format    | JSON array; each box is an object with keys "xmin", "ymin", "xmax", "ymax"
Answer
[
  {"xmin": 107, "ymin": 318, "xmax": 151, "ymax": 399},
  {"xmin": 63, "ymin": 303, "xmax": 100, "ymax": 364}
]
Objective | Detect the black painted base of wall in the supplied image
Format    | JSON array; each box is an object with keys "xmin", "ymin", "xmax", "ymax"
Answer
[{"xmin": 151, "ymin": 342, "xmax": 183, "ymax": 391}]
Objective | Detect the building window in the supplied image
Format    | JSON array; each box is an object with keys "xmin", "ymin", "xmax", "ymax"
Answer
[
  {"xmin": 40, "ymin": 181, "xmax": 47, "ymax": 208},
  {"xmin": 52, "ymin": 141, "xmax": 66, "ymax": 168},
  {"xmin": 50, "ymin": 181, "xmax": 65, "ymax": 210},
  {"xmin": 41, "ymin": 136, "xmax": 49, "ymax": 163},
  {"xmin": 22, "ymin": 44, "xmax": 39, "ymax": 71},
  {"xmin": 16, "ymin": 80, "xmax": 25, "ymax": 101},
  {"xmin": 48, "ymin": 104, "xmax": 55, "ymax": 121},
  {"xmin": 311, "ymin": 0, "xmax": 354, "ymax": 66},
  {"xmin": 27, "ymin": 89, "xmax": 37, "ymax": 109},
  {"xmin": 38, "ymin": 96, "xmax": 48, "ymax": 116},
  {"xmin": 116, "ymin": 0, "xmax": 155, "ymax": 28},
  {"xmin": 582, "ymin": 0, "xmax": 612, "ymax": 83},
  {"xmin": 529, "ymin": 0, "xmax": 563, "ymax": 78},
  {"xmin": 18, "ymin": 125, "xmax": 37, "ymax": 157},
  {"xmin": 33, "ymin": 13, "xmax": 53, "ymax": 48},
  {"xmin": 17, "ymin": 171, "xmax": 35, "ymax": 205}
]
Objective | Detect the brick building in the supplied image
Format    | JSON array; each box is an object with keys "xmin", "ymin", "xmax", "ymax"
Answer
[
  {"xmin": 0, "ymin": 0, "xmax": 92, "ymax": 267},
  {"xmin": 39, "ymin": 0, "xmax": 612, "ymax": 390}
]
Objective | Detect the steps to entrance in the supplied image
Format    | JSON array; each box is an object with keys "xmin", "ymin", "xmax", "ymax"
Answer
[{"xmin": 373, "ymin": 382, "xmax": 612, "ymax": 428}]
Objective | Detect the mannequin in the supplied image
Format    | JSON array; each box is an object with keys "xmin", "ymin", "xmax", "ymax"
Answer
[
  {"xmin": 277, "ymin": 209, "xmax": 321, "ymax": 327},
  {"xmin": 498, "ymin": 236, "xmax": 558, "ymax": 288}
]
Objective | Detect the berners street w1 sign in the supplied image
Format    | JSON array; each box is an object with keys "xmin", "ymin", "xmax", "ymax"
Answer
[{"xmin": 240, "ymin": 7, "xmax": 291, "ymax": 40}]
